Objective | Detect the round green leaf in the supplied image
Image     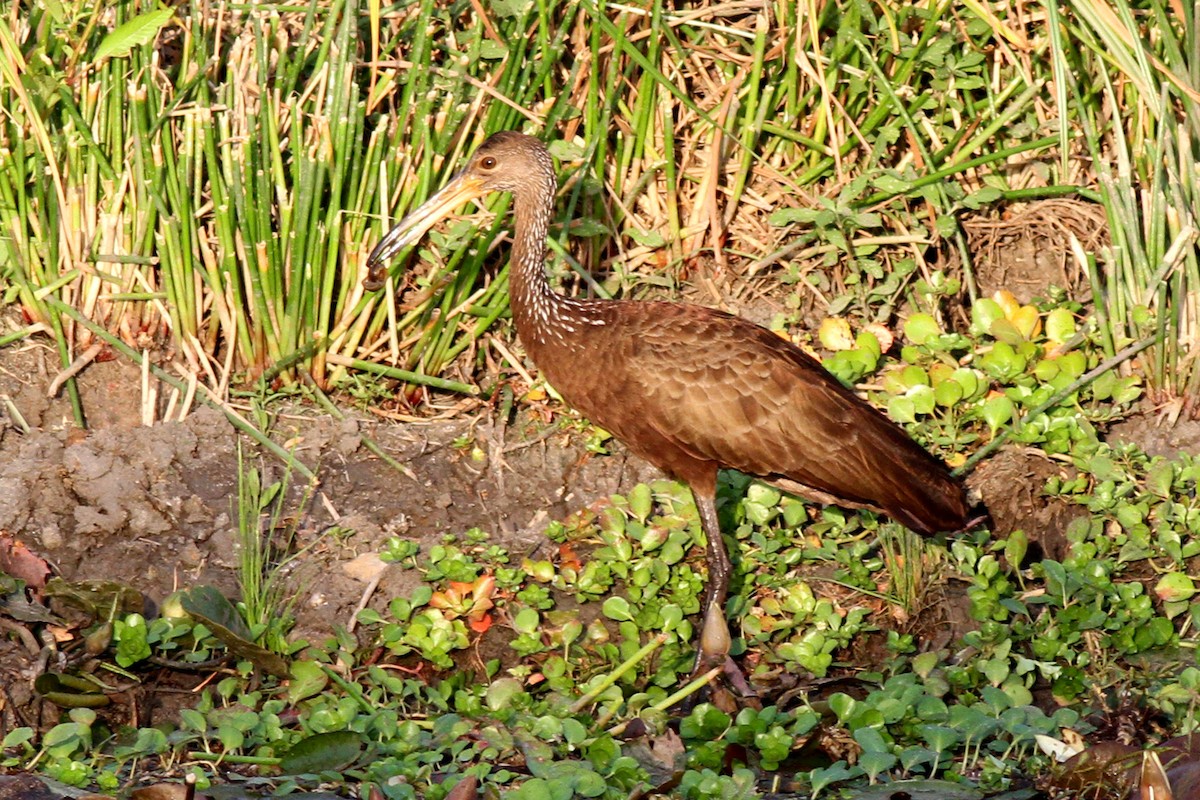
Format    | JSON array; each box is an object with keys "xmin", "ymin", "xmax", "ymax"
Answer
[
  {"xmin": 1156, "ymin": 573, "xmax": 1196, "ymax": 603},
  {"xmin": 982, "ymin": 395, "xmax": 1014, "ymax": 433},
  {"xmin": 601, "ymin": 596, "xmax": 633, "ymax": 621},
  {"xmin": 1045, "ymin": 307, "xmax": 1076, "ymax": 343},
  {"xmin": 933, "ymin": 379, "xmax": 963, "ymax": 407},
  {"xmin": 903, "ymin": 313, "xmax": 941, "ymax": 345}
]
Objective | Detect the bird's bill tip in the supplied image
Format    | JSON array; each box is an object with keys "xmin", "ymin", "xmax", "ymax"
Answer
[{"xmin": 363, "ymin": 173, "xmax": 488, "ymax": 290}]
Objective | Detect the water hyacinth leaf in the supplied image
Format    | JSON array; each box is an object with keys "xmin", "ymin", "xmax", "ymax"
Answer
[
  {"xmin": 971, "ymin": 298, "xmax": 1006, "ymax": 335},
  {"xmin": 908, "ymin": 384, "xmax": 936, "ymax": 415},
  {"xmin": 602, "ymin": 596, "xmax": 633, "ymax": 622},
  {"xmin": 903, "ymin": 312, "xmax": 941, "ymax": 345},
  {"xmin": 934, "ymin": 379, "xmax": 963, "ymax": 407},
  {"xmin": 888, "ymin": 395, "xmax": 917, "ymax": 423},
  {"xmin": 1155, "ymin": 573, "xmax": 1196, "ymax": 603},
  {"xmin": 1045, "ymin": 307, "xmax": 1076, "ymax": 343},
  {"xmin": 982, "ymin": 395, "xmax": 1014, "ymax": 433},
  {"xmin": 513, "ymin": 607, "xmax": 540, "ymax": 634}
]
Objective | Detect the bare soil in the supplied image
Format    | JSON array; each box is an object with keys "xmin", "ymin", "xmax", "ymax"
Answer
[{"xmin": 0, "ymin": 337, "xmax": 663, "ymax": 727}]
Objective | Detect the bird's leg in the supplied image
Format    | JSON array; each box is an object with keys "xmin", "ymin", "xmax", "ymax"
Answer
[{"xmin": 693, "ymin": 491, "xmax": 732, "ymax": 674}]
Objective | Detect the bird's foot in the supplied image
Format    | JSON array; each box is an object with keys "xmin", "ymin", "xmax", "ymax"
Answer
[
  {"xmin": 679, "ymin": 652, "xmax": 758, "ymax": 714},
  {"xmin": 676, "ymin": 607, "xmax": 758, "ymax": 713}
]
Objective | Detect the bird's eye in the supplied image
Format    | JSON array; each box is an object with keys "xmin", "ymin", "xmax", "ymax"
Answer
[{"xmin": 480, "ymin": 156, "xmax": 497, "ymax": 169}]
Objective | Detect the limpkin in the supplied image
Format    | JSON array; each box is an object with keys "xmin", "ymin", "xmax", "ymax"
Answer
[{"xmin": 364, "ymin": 131, "xmax": 974, "ymax": 681}]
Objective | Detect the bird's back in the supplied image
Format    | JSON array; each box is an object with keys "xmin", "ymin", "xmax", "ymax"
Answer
[{"xmin": 524, "ymin": 300, "xmax": 970, "ymax": 536}]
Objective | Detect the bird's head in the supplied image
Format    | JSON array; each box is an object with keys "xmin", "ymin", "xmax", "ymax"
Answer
[{"xmin": 363, "ymin": 131, "xmax": 556, "ymax": 290}]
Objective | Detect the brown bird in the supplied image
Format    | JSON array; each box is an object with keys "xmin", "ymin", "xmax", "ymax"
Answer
[{"xmin": 364, "ymin": 131, "xmax": 975, "ymax": 680}]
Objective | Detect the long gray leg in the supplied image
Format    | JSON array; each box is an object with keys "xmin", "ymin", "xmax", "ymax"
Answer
[{"xmin": 694, "ymin": 491, "xmax": 732, "ymax": 670}]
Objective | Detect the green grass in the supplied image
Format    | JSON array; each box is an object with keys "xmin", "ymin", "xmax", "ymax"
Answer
[{"xmin": 0, "ymin": 0, "xmax": 1107, "ymax": 417}]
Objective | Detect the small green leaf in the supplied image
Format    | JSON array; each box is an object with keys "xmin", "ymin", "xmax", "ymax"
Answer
[
  {"xmin": 479, "ymin": 40, "xmax": 508, "ymax": 60},
  {"xmin": 828, "ymin": 693, "xmax": 856, "ymax": 723},
  {"xmin": 1156, "ymin": 573, "xmax": 1196, "ymax": 603},
  {"xmin": 962, "ymin": 186, "xmax": 1004, "ymax": 209},
  {"xmin": 1, "ymin": 727, "xmax": 34, "ymax": 748},
  {"xmin": 888, "ymin": 395, "xmax": 917, "ymax": 423},
  {"xmin": 601, "ymin": 596, "xmax": 633, "ymax": 621},
  {"xmin": 934, "ymin": 215, "xmax": 958, "ymax": 238},
  {"xmin": 982, "ymin": 395, "xmax": 1014, "ymax": 433},
  {"xmin": 903, "ymin": 312, "xmax": 941, "ymax": 345},
  {"xmin": 278, "ymin": 731, "xmax": 364, "ymax": 775},
  {"xmin": 628, "ymin": 484, "xmax": 653, "ymax": 521},
  {"xmin": 95, "ymin": 7, "xmax": 175, "ymax": 61},
  {"xmin": 513, "ymin": 607, "xmax": 540, "ymax": 634},
  {"xmin": 627, "ymin": 228, "xmax": 666, "ymax": 248},
  {"xmin": 871, "ymin": 173, "xmax": 911, "ymax": 194},
  {"xmin": 933, "ymin": 379, "xmax": 963, "ymax": 407},
  {"xmin": 1045, "ymin": 307, "xmax": 1076, "ymax": 343},
  {"xmin": 570, "ymin": 218, "xmax": 610, "ymax": 237},
  {"xmin": 971, "ymin": 298, "xmax": 1005, "ymax": 336},
  {"xmin": 911, "ymin": 652, "xmax": 938, "ymax": 678},
  {"xmin": 989, "ymin": 317, "xmax": 1025, "ymax": 345},
  {"xmin": 287, "ymin": 660, "xmax": 328, "ymax": 704},
  {"xmin": 486, "ymin": 677, "xmax": 526, "ymax": 711},
  {"xmin": 951, "ymin": 368, "xmax": 983, "ymax": 399},
  {"xmin": 1005, "ymin": 530, "xmax": 1028, "ymax": 569},
  {"xmin": 908, "ymin": 384, "xmax": 936, "ymax": 415}
]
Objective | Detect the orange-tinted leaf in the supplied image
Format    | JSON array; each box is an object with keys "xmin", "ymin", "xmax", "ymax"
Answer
[
  {"xmin": 0, "ymin": 534, "xmax": 51, "ymax": 590},
  {"xmin": 993, "ymin": 289, "xmax": 1021, "ymax": 318},
  {"xmin": 472, "ymin": 574, "xmax": 496, "ymax": 604},
  {"xmin": 558, "ymin": 544, "xmax": 582, "ymax": 572}
]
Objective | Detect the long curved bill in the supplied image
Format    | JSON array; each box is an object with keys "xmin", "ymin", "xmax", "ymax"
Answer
[{"xmin": 363, "ymin": 170, "xmax": 489, "ymax": 290}]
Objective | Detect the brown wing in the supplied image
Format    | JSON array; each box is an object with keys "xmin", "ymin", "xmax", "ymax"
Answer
[{"xmin": 600, "ymin": 303, "xmax": 969, "ymax": 534}]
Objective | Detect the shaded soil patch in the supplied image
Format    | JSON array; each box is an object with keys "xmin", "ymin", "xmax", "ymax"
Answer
[{"xmin": 964, "ymin": 199, "xmax": 1108, "ymax": 303}]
